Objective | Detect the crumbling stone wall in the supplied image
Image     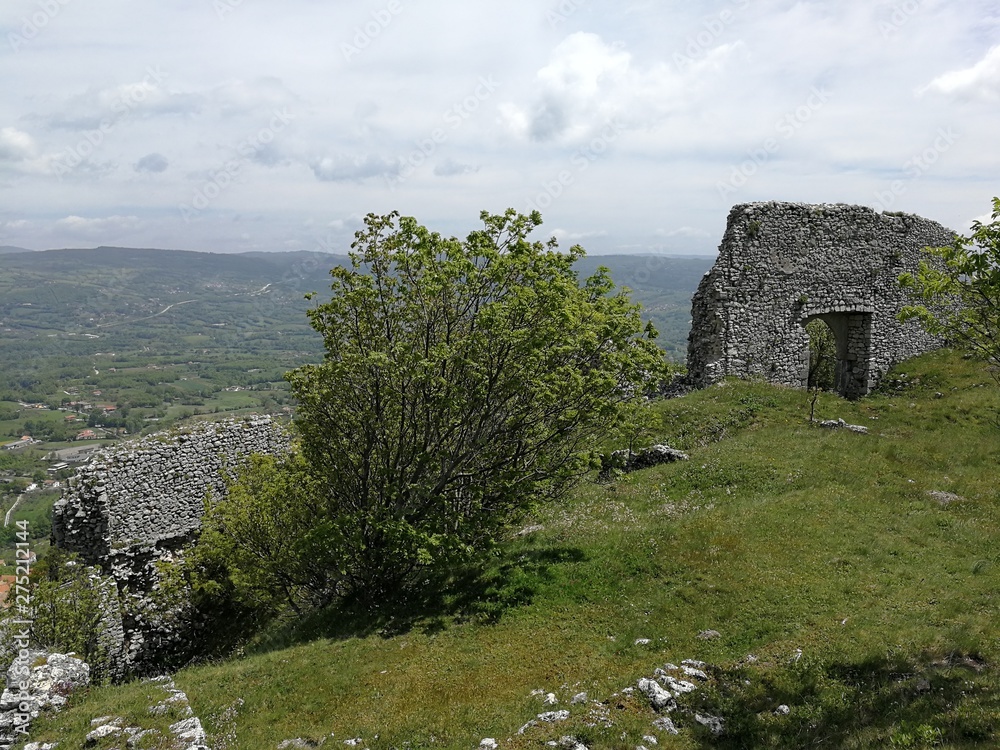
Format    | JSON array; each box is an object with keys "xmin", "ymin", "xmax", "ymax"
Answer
[
  {"xmin": 49, "ymin": 416, "xmax": 289, "ymax": 677},
  {"xmin": 687, "ymin": 202, "xmax": 955, "ymax": 398},
  {"xmin": 52, "ymin": 416, "xmax": 287, "ymax": 563}
]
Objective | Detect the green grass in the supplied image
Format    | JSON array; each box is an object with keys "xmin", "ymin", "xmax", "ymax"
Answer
[{"xmin": 20, "ymin": 349, "xmax": 1000, "ymax": 749}]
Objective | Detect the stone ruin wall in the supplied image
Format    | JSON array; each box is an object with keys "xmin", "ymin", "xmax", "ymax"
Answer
[
  {"xmin": 52, "ymin": 415, "xmax": 288, "ymax": 564},
  {"xmin": 49, "ymin": 416, "xmax": 289, "ymax": 678},
  {"xmin": 687, "ymin": 202, "xmax": 955, "ymax": 398}
]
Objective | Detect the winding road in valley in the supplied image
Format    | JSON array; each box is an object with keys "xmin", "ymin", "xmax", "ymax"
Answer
[{"xmin": 4, "ymin": 494, "xmax": 24, "ymax": 527}]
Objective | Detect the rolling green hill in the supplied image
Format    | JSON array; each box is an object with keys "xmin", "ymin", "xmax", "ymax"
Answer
[{"xmin": 21, "ymin": 349, "xmax": 1000, "ymax": 749}]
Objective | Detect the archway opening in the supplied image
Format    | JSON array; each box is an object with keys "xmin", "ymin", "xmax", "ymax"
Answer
[
  {"xmin": 806, "ymin": 318, "xmax": 837, "ymax": 391},
  {"xmin": 801, "ymin": 311, "xmax": 873, "ymax": 399}
]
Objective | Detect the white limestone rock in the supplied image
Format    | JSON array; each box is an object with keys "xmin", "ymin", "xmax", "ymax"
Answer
[
  {"xmin": 660, "ymin": 675, "xmax": 697, "ymax": 694},
  {"xmin": 695, "ymin": 713, "xmax": 725, "ymax": 735},
  {"xmin": 538, "ymin": 710, "xmax": 570, "ymax": 722},
  {"xmin": 85, "ymin": 724, "xmax": 122, "ymax": 743},
  {"xmin": 652, "ymin": 716, "xmax": 679, "ymax": 734},
  {"xmin": 637, "ymin": 678, "xmax": 675, "ymax": 712},
  {"xmin": 169, "ymin": 716, "xmax": 207, "ymax": 746},
  {"xmin": 681, "ymin": 666, "xmax": 709, "ymax": 681}
]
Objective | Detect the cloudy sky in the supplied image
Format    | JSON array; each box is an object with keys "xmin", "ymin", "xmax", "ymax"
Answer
[{"xmin": 0, "ymin": 0, "xmax": 997, "ymax": 255}]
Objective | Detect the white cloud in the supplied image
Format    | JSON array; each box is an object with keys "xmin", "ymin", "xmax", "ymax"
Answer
[
  {"xmin": 40, "ymin": 78, "xmax": 205, "ymax": 131},
  {"xmin": 921, "ymin": 45, "xmax": 1000, "ymax": 100},
  {"xmin": 0, "ymin": 128, "xmax": 36, "ymax": 162},
  {"xmin": 212, "ymin": 78, "xmax": 300, "ymax": 117},
  {"xmin": 551, "ymin": 228, "xmax": 608, "ymax": 242},
  {"xmin": 55, "ymin": 215, "xmax": 142, "ymax": 235},
  {"xmin": 0, "ymin": 129, "xmax": 79, "ymax": 178},
  {"xmin": 970, "ymin": 208, "xmax": 998, "ymax": 232},
  {"xmin": 499, "ymin": 32, "xmax": 715, "ymax": 144}
]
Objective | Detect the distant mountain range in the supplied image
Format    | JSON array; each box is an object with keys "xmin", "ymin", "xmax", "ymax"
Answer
[{"xmin": 0, "ymin": 245, "xmax": 32, "ymax": 254}]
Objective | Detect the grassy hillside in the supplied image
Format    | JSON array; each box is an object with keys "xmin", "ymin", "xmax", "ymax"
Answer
[{"xmin": 21, "ymin": 349, "xmax": 1000, "ymax": 749}]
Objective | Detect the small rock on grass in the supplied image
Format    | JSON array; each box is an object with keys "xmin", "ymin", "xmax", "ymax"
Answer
[
  {"xmin": 637, "ymin": 678, "xmax": 675, "ymax": 712},
  {"xmin": 681, "ymin": 666, "xmax": 708, "ymax": 681},
  {"xmin": 695, "ymin": 713, "xmax": 725, "ymax": 736},
  {"xmin": 817, "ymin": 418, "xmax": 868, "ymax": 434},
  {"xmin": 538, "ymin": 710, "xmax": 570, "ymax": 722},
  {"xmin": 652, "ymin": 716, "xmax": 679, "ymax": 734},
  {"xmin": 927, "ymin": 490, "xmax": 963, "ymax": 505},
  {"xmin": 85, "ymin": 724, "xmax": 121, "ymax": 744}
]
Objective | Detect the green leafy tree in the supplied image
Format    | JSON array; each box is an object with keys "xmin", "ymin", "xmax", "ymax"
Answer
[
  {"xmin": 28, "ymin": 548, "xmax": 113, "ymax": 680},
  {"xmin": 211, "ymin": 209, "xmax": 666, "ymax": 608},
  {"xmin": 900, "ymin": 197, "xmax": 1000, "ymax": 374},
  {"xmin": 608, "ymin": 398, "xmax": 662, "ymax": 456},
  {"xmin": 191, "ymin": 453, "xmax": 332, "ymax": 616}
]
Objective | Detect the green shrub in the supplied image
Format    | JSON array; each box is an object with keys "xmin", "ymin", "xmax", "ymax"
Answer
[{"xmin": 196, "ymin": 209, "xmax": 666, "ymax": 615}]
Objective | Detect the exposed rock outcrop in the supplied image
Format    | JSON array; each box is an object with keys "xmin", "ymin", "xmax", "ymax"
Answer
[{"xmin": 0, "ymin": 651, "xmax": 90, "ymax": 749}]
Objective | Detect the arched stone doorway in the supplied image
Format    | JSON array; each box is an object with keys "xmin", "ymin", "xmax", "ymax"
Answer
[
  {"xmin": 685, "ymin": 202, "xmax": 954, "ymax": 397},
  {"xmin": 799, "ymin": 311, "xmax": 872, "ymax": 399}
]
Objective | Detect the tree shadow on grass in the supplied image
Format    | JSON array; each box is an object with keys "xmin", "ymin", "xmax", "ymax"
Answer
[
  {"xmin": 246, "ymin": 543, "xmax": 587, "ymax": 655},
  {"xmin": 693, "ymin": 650, "xmax": 998, "ymax": 749}
]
